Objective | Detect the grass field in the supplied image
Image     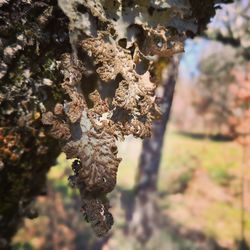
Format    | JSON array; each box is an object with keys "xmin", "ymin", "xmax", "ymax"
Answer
[
  {"xmin": 13, "ymin": 128, "xmax": 250, "ymax": 250},
  {"xmin": 116, "ymin": 129, "xmax": 250, "ymax": 249}
]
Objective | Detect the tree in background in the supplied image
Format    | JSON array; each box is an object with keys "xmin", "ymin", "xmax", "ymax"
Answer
[
  {"xmin": 228, "ymin": 65, "xmax": 250, "ymax": 249},
  {"xmin": 191, "ymin": 0, "xmax": 250, "ymax": 136},
  {"xmin": 126, "ymin": 57, "xmax": 179, "ymax": 245},
  {"xmin": 128, "ymin": 0, "xmax": 250, "ymax": 247},
  {"xmin": 192, "ymin": 44, "xmax": 238, "ymax": 135},
  {"xmin": 206, "ymin": 0, "xmax": 250, "ymax": 60},
  {"xmin": 183, "ymin": 1, "xmax": 250, "ymax": 248}
]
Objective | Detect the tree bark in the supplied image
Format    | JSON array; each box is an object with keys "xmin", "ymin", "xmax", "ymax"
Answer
[{"xmin": 0, "ymin": 1, "xmax": 69, "ymax": 248}]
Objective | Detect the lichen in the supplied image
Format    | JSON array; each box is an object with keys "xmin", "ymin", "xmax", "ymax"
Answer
[
  {"xmin": 41, "ymin": 0, "xmax": 230, "ymax": 237},
  {"xmin": 0, "ymin": 0, "xmax": 232, "ymax": 243}
]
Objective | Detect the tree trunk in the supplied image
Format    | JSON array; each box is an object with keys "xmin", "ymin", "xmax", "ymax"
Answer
[
  {"xmin": 126, "ymin": 56, "xmax": 179, "ymax": 244},
  {"xmin": 136, "ymin": 57, "xmax": 179, "ymax": 193},
  {"xmin": 0, "ymin": 1, "xmax": 68, "ymax": 248}
]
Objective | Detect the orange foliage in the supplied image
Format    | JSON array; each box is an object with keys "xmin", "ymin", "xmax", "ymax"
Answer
[{"xmin": 229, "ymin": 64, "xmax": 250, "ymax": 145}]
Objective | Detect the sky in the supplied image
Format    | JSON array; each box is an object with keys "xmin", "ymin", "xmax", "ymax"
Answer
[
  {"xmin": 178, "ymin": 0, "xmax": 239, "ymax": 83},
  {"xmin": 179, "ymin": 39, "xmax": 206, "ymax": 80}
]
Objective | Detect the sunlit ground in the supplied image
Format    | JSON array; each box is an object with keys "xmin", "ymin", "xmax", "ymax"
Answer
[{"xmin": 13, "ymin": 125, "xmax": 250, "ymax": 250}]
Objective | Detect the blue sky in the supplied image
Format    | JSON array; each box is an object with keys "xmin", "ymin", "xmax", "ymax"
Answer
[
  {"xmin": 179, "ymin": 39, "xmax": 209, "ymax": 81},
  {"xmin": 178, "ymin": 0, "xmax": 238, "ymax": 81}
]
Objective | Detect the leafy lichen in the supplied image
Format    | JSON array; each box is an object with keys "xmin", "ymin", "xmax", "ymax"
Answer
[{"xmin": 0, "ymin": 0, "xmax": 233, "ymax": 244}]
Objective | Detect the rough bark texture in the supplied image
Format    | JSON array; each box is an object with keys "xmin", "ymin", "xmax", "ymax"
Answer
[
  {"xmin": 0, "ymin": 0, "xmax": 233, "ymax": 247},
  {"xmin": 0, "ymin": 1, "xmax": 69, "ymax": 247}
]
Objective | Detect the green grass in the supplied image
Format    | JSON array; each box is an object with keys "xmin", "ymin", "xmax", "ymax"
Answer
[
  {"xmin": 160, "ymin": 131, "xmax": 243, "ymax": 186},
  {"xmin": 49, "ymin": 131, "xmax": 243, "ymax": 190},
  {"xmin": 203, "ymin": 201, "xmax": 250, "ymax": 243},
  {"xmin": 13, "ymin": 129, "xmax": 250, "ymax": 249}
]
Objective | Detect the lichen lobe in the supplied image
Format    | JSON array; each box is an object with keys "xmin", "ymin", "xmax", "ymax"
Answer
[{"xmin": 40, "ymin": 0, "xmax": 226, "ymax": 237}]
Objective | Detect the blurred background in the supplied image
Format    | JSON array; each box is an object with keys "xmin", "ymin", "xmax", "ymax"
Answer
[{"xmin": 12, "ymin": 1, "xmax": 250, "ymax": 249}]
